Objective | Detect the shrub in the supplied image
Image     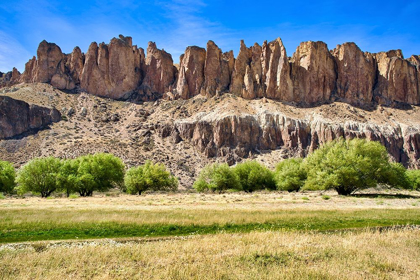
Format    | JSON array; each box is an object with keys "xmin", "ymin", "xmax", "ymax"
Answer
[
  {"xmin": 233, "ymin": 161, "xmax": 275, "ymax": 192},
  {"xmin": 0, "ymin": 160, "xmax": 16, "ymax": 194},
  {"xmin": 303, "ymin": 138, "xmax": 403, "ymax": 195},
  {"xmin": 274, "ymin": 158, "xmax": 306, "ymax": 192},
  {"xmin": 193, "ymin": 163, "xmax": 240, "ymax": 193},
  {"xmin": 407, "ymin": 169, "xmax": 420, "ymax": 190},
  {"xmin": 16, "ymin": 157, "xmax": 62, "ymax": 197},
  {"xmin": 125, "ymin": 161, "xmax": 178, "ymax": 195}
]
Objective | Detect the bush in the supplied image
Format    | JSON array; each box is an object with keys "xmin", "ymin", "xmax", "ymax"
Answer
[
  {"xmin": 407, "ymin": 169, "xmax": 420, "ymax": 190},
  {"xmin": 16, "ymin": 157, "xmax": 62, "ymax": 197},
  {"xmin": 303, "ymin": 138, "xmax": 405, "ymax": 195},
  {"xmin": 0, "ymin": 160, "xmax": 16, "ymax": 194},
  {"xmin": 125, "ymin": 161, "xmax": 178, "ymax": 195},
  {"xmin": 73, "ymin": 153, "xmax": 125, "ymax": 196},
  {"xmin": 233, "ymin": 161, "xmax": 275, "ymax": 192},
  {"xmin": 193, "ymin": 163, "xmax": 240, "ymax": 193},
  {"xmin": 274, "ymin": 158, "xmax": 306, "ymax": 192}
]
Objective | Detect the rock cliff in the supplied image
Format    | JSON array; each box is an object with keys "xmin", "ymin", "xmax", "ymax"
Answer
[
  {"xmin": 6, "ymin": 35, "xmax": 420, "ymax": 108},
  {"xmin": 0, "ymin": 95, "xmax": 61, "ymax": 139}
]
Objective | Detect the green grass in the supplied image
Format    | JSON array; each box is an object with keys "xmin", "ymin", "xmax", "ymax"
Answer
[{"xmin": 1, "ymin": 209, "xmax": 420, "ymax": 243}]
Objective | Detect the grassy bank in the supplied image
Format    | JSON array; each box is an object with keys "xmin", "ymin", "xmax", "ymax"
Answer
[
  {"xmin": 1, "ymin": 229, "xmax": 420, "ymax": 279},
  {"xmin": 2, "ymin": 206, "xmax": 420, "ymax": 243}
]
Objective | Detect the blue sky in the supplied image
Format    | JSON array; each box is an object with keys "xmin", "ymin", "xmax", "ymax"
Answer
[{"xmin": 1, "ymin": 0, "xmax": 419, "ymax": 72}]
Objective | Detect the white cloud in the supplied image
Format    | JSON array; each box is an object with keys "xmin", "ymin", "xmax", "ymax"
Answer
[
  {"xmin": 152, "ymin": 0, "xmax": 238, "ymax": 62},
  {"xmin": 0, "ymin": 31, "xmax": 32, "ymax": 72}
]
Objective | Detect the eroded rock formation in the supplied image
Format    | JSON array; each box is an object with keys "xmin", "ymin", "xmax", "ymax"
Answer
[
  {"xmin": 0, "ymin": 96, "xmax": 61, "ymax": 139},
  {"xmin": 169, "ymin": 112, "xmax": 420, "ymax": 167},
  {"xmin": 4, "ymin": 35, "xmax": 420, "ymax": 107}
]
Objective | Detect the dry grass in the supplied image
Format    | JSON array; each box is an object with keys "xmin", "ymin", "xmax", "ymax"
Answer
[{"xmin": 1, "ymin": 229, "xmax": 419, "ymax": 279}]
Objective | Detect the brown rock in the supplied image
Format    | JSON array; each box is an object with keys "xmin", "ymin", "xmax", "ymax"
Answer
[
  {"xmin": 34, "ymin": 40, "xmax": 65, "ymax": 83},
  {"xmin": 141, "ymin": 42, "xmax": 177, "ymax": 95},
  {"xmin": 202, "ymin": 41, "xmax": 234, "ymax": 96},
  {"xmin": 262, "ymin": 38, "xmax": 293, "ymax": 101},
  {"xmin": 243, "ymin": 43, "xmax": 264, "ymax": 99},
  {"xmin": 66, "ymin": 46, "xmax": 84, "ymax": 85},
  {"xmin": 175, "ymin": 46, "xmax": 206, "ymax": 99},
  {"xmin": 174, "ymin": 112, "xmax": 417, "ymax": 166},
  {"xmin": 291, "ymin": 41, "xmax": 337, "ymax": 104},
  {"xmin": 80, "ymin": 35, "xmax": 144, "ymax": 99},
  {"xmin": 11, "ymin": 67, "xmax": 20, "ymax": 82},
  {"xmin": 230, "ymin": 40, "xmax": 251, "ymax": 96},
  {"xmin": 374, "ymin": 51, "xmax": 419, "ymax": 105},
  {"xmin": 0, "ymin": 96, "xmax": 60, "ymax": 139},
  {"xmin": 19, "ymin": 56, "xmax": 37, "ymax": 83},
  {"xmin": 332, "ymin": 42, "xmax": 376, "ymax": 105}
]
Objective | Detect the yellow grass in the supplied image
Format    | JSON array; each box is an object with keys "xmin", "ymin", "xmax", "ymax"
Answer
[{"xmin": 1, "ymin": 229, "xmax": 419, "ymax": 279}]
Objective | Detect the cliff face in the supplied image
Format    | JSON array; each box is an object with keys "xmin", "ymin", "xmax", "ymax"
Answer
[
  {"xmin": 7, "ymin": 35, "xmax": 420, "ymax": 107},
  {"xmin": 166, "ymin": 105, "xmax": 420, "ymax": 168},
  {"xmin": 0, "ymin": 96, "xmax": 61, "ymax": 139}
]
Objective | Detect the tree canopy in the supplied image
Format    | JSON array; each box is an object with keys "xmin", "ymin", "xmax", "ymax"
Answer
[
  {"xmin": 303, "ymin": 138, "xmax": 408, "ymax": 195},
  {"xmin": 16, "ymin": 157, "xmax": 62, "ymax": 197},
  {"xmin": 193, "ymin": 163, "xmax": 240, "ymax": 193},
  {"xmin": 125, "ymin": 160, "xmax": 178, "ymax": 195},
  {"xmin": 233, "ymin": 161, "xmax": 276, "ymax": 192},
  {"xmin": 274, "ymin": 158, "xmax": 307, "ymax": 192},
  {"xmin": 0, "ymin": 160, "xmax": 16, "ymax": 194}
]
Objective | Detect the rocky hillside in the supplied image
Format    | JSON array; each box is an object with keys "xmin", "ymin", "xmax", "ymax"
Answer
[
  {"xmin": 2, "ymin": 35, "xmax": 419, "ymax": 107},
  {"xmin": 1, "ymin": 35, "xmax": 420, "ymax": 188},
  {"xmin": 1, "ymin": 83, "xmax": 419, "ymax": 188}
]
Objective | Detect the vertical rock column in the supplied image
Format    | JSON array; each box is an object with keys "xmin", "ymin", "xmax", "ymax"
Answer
[
  {"xmin": 332, "ymin": 42, "xmax": 376, "ymax": 105},
  {"xmin": 175, "ymin": 46, "xmax": 206, "ymax": 99},
  {"xmin": 202, "ymin": 40, "xmax": 234, "ymax": 97},
  {"xmin": 291, "ymin": 41, "xmax": 337, "ymax": 105}
]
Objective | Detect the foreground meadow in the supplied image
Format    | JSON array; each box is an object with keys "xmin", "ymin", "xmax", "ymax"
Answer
[{"xmin": 1, "ymin": 191, "xmax": 420, "ymax": 279}]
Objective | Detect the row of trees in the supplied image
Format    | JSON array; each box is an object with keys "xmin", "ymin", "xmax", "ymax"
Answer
[
  {"xmin": 0, "ymin": 154, "xmax": 177, "ymax": 197},
  {"xmin": 1, "ymin": 139, "xmax": 420, "ymax": 197},
  {"xmin": 193, "ymin": 139, "xmax": 420, "ymax": 195}
]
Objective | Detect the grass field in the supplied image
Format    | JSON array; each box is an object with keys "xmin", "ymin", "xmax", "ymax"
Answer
[{"xmin": 1, "ymin": 191, "xmax": 420, "ymax": 279}]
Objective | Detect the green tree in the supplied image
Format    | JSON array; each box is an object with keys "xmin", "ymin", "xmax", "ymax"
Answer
[
  {"xmin": 274, "ymin": 158, "xmax": 307, "ymax": 192},
  {"xmin": 56, "ymin": 159, "xmax": 80, "ymax": 197},
  {"xmin": 125, "ymin": 161, "xmax": 178, "ymax": 195},
  {"xmin": 74, "ymin": 153, "xmax": 125, "ymax": 196},
  {"xmin": 407, "ymin": 169, "xmax": 420, "ymax": 190},
  {"xmin": 0, "ymin": 160, "xmax": 16, "ymax": 194},
  {"xmin": 233, "ymin": 161, "xmax": 275, "ymax": 192},
  {"xmin": 380, "ymin": 162, "xmax": 411, "ymax": 189},
  {"xmin": 16, "ymin": 157, "xmax": 62, "ymax": 197},
  {"xmin": 303, "ymin": 138, "xmax": 397, "ymax": 195},
  {"xmin": 193, "ymin": 163, "xmax": 240, "ymax": 193}
]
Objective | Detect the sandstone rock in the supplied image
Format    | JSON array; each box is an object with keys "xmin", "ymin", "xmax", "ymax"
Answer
[
  {"xmin": 202, "ymin": 41, "xmax": 234, "ymax": 97},
  {"xmin": 140, "ymin": 42, "xmax": 177, "ymax": 95},
  {"xmin": 374, "ymin": 50, "xmax": 419, "ymax": 105},
  {"xmin": 291, "ymin": 41, "xmax": 337, "ymax": 104},
  {"xmin": 175, "ymin": 46, "xmax": 206, "ymax": 99},
  {"xmin": 35, "ymin": 40, "xmax": 65, "ymax": 83},
  {"xmin": 19, "ymin": 56, "xmax": 37, "ymax": 83},
  {"xmin": 0, "ymin": 96, "xmax": 60, "ymax": 139},
  {"xmin": 243, "ymin": 43, "xmax": 263, "ymax": 99},
  {"xmin": 332, "ymin": 42, "xmax": 376, "ymax": 105},
  {"xmin": 262, "ymin": 38, "xmax": 293, "ymax": 101},
  {"xmin": 11, "ymin": 68, "xmax": 20, "ymax": 82},
  {"xmin": 230, "ymin": 40, "xmax": 251, "ymax": 96},
  {"xmin": 66, "ymin": 46, "xmax": 84, "ymax": 85},
  {"xmin": 80, "ymin": 35, "xmax": 143, "ymax": 99},
  {"xmin": 173, "ymin": 112, "xmax": 418, "ymax": 167}
]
